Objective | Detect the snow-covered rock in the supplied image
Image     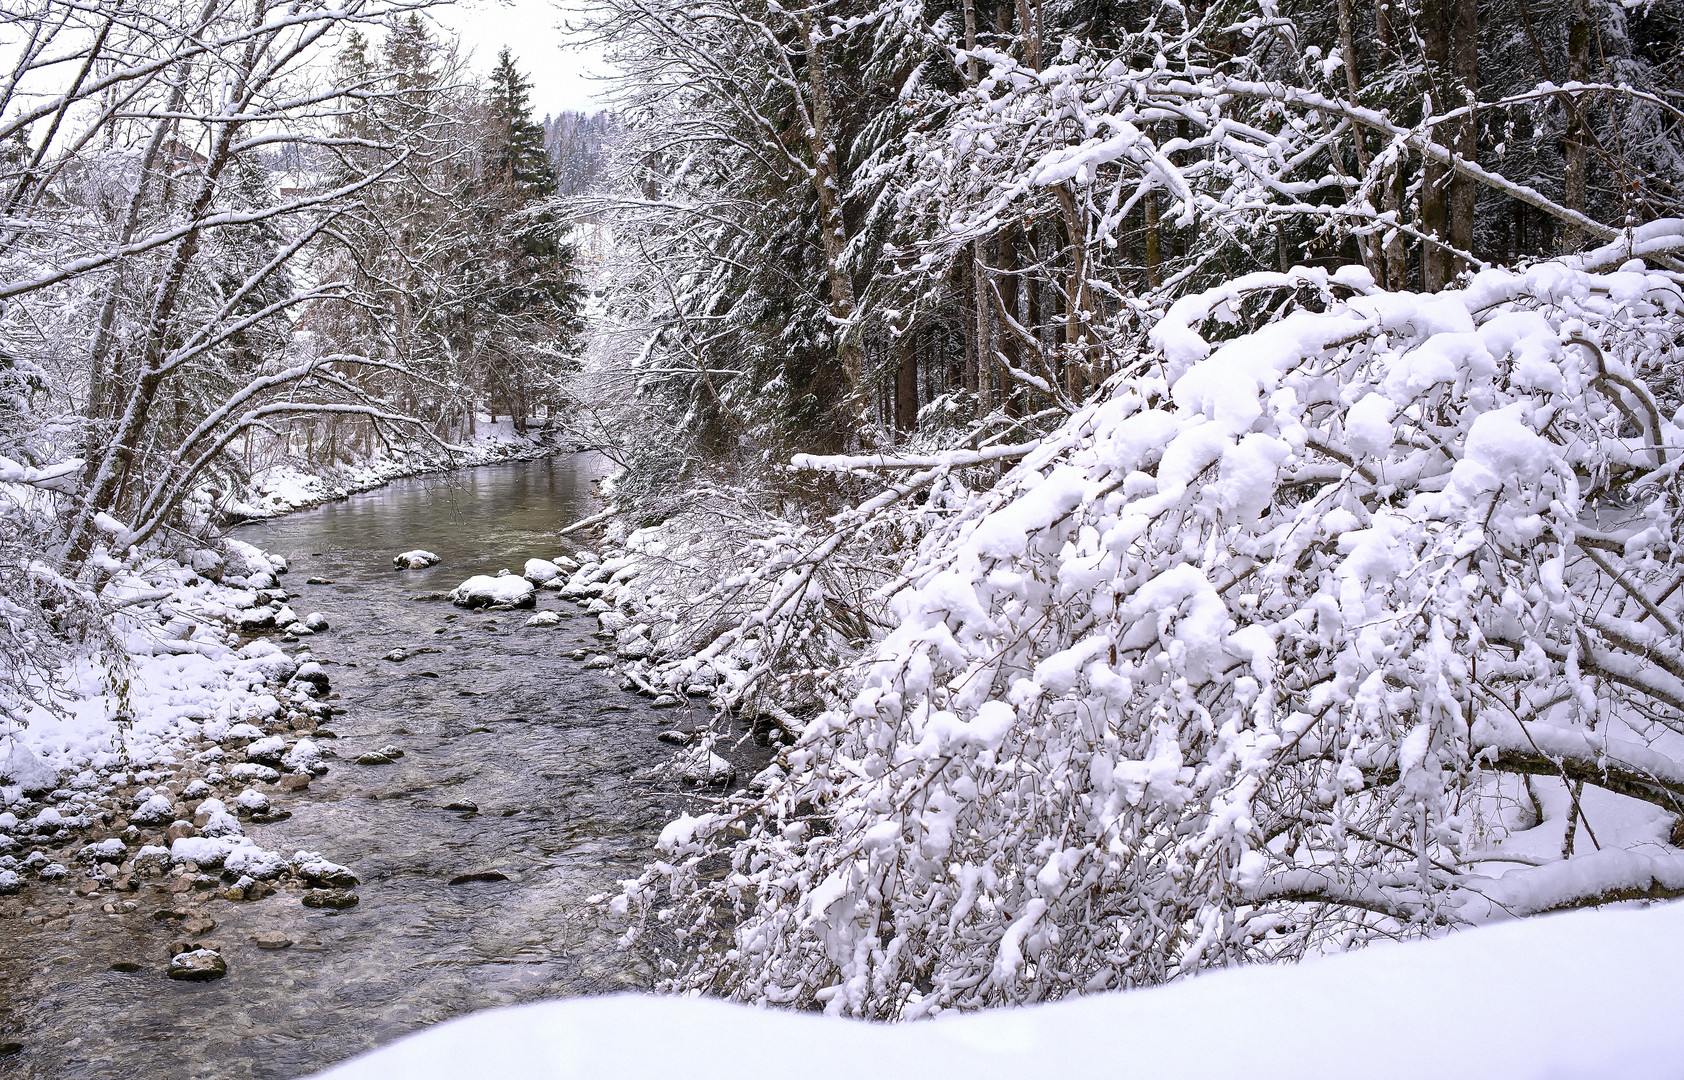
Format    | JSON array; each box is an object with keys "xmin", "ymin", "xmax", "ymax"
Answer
[
  {"xmin": 244, "ymin": 735, "xmax": 288, "ymax": 766},
  {"xmin": 171, "ymin": 835, "xmax": 234, "ymax": 867},
  {"xmin": 394, "ymin": 550, "xmax": 441, "ymax": 570},
  {"xmin": 229, "ymin": 763, "xmax": 280, "ymax": 784},
  {"xmin": 525, "ymin": 611, "xmax": 562, "ymax": 627},
  {"xmin": 676, "ymin": 747, "xmax": 733, "ymax": 786},
  {"xmin": 283, "ymin": 738, "xmax": 326, "ymax": 775},
  {"xmin": 130, "ymin": 794, "xmax": 176, "ymax": 825},
  {"xmin": 304, "ymin": 611, "xmax": 330, "ymax": 632},
  {"xmin": 0, "ymin": 741, "xmax": 61, "ymax": 795},
  {"xmin": 523, "ymin": 558, "xmax": 564, "ymax": 585},
  {"xmin": 449, "ymin": 575, "xmax": 536, "ymax": 610}
]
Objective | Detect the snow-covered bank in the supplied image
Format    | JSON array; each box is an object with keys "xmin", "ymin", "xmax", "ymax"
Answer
[
  {"xmin": 311, "ymin": 899, "xmax": 1684, "ymax": 1080},
  {"xmin": 218, "ymin": 420, "xmax": 569, "ymax": 521},
  {"xmin": 0, "ymin": 538, "xmax": 356, "ymax": 930}
]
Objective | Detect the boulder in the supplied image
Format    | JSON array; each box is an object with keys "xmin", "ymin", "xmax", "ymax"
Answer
[
  {"xmin": 393, "ymin": 550, "xmax": 440, "ymax": 570},
  {"xmin": 0, "ymin": 742, "xmax": 61, "ymax": 796},
  {"xmin": 523, "ymin": 558, "xmax": 564, "ymax": 585},
  {"xmin": 448, "ymin": 575, "xmax": 536, "ymax": 610}
]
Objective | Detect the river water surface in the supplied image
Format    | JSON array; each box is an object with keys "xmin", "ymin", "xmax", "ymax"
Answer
[{"xmin": 0, "ymin": 455, "xmax": 733, "ymax": 1079}]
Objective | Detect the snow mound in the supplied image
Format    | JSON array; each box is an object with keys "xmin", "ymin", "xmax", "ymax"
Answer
[
  {"xmin": 525, "ymin": 611, "xmax": 562, "ymax": 627},
  {"xmin": 449, "ymin": 575, "xmax": 536, "ymax": 610},
  {"xmin": 393, "ymin": 550, "xmax": 440, "ymax": 570},
  {"xmin": 310, "ymin": 902, "xmax": 1684, "ymax": 1080}
]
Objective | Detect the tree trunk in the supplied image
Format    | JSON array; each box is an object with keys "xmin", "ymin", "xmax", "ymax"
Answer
[
  {"xmin": 1562, "ymin": 0, "xmax": 1591, "ymax": 251},
  {"xmin": 798, "ymin": 19, "xmax": 861, "ymax": 397},
  {"xmin": 895, "ymin": 342, "xmax": 918, "ymax": 438}
]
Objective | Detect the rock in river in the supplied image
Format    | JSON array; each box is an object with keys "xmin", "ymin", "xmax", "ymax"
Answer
[
  {"xmin": 166, "ymin": 949, "xmax": 227, "ymax": 982},
  {"xmin": 302, "ymin": 888, "xmax": 359, "ymax": 909},
  {"xmin": 448, "ymin": 574, "xmax": 536, "ymax": 610},
  {"xmin": 393, "ymin": 550, "xmax": 440, "ymax": 570}
]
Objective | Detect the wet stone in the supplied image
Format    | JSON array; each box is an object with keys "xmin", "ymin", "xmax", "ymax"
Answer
[
  {"xmin": 356, "ymin": 752, "xmax": 395, "ymax": 766},
  {"xmin": 301, "ymin": 888, "xmax": 358, "ymax": 909},
  {"xmin": 442, "ymin": 801, "xmax": 477, "ymax": 813},
  {"xmin": 165, "ymin": 948, "xmax": 227, "ymax": 982},
  {"xmin": 251, "ymin": 930, "xmax": 293, "ymax": 950},
  {"xmin": 277, "ymin": 774, "xmax": 310, "ymax": 792}
]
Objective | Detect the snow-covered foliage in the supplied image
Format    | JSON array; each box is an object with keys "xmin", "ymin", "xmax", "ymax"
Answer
[{"xmin": 626, "ymin": 229, "xmax": 1684, "ymax": 1015}]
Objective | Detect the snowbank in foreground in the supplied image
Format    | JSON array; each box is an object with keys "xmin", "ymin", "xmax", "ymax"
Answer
[{"xmin": 312, "ymin": 901, "xmax": 1684, "ymax": 1080}]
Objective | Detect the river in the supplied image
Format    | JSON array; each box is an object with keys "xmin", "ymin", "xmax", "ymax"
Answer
[{"xmin": 0, "ymin": 455, "xmax": 739, "ymax": 1079}]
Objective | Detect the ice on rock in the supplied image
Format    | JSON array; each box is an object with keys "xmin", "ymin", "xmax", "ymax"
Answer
[
  {"xmin": 393, "ymin": 550, "xmax": 441, "ymax": 570},
  {"xmin": 449, "ymin": 574, "xmax": 536, "ymax": 610}
]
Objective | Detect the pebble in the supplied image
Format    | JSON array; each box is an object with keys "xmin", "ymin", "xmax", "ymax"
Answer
[
  {"xmin": 443, "ymin": 801, "xmax": 478, "ymax": 813},
  {"xmin": 182, "ymin": 913, "xmax": 216, "ymax": 935},
  {"xmin": 251, "ymin": 930, "xmax": 293, "ymax": 950},
  {"xmin": 277, "ymin": 774, "xmax": 310, "ymax": 792},
  {"xmin": 166, "ymin": 948, "xmax": 227, "ymax": 982},
  {"xmin": 656, "ymin": 730, "xmax": 695, "ymax": 746},
  {"xmin": 447, "ymin": 871, "xmax": 510, "ymax": 886},
  {"xmin": 355, "ymin": 752, "xmax": 394, "ymax": 766},
  {"xmin": 301, "ymin": 888, "xmax": 358, "ymax": 909}
]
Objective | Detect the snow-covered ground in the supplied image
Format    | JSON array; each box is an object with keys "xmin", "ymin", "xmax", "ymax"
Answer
[
  {"xmin": 310, "ymin": 899, "xmax": 1684, "ymax": 1079},
  {"xmin": 0, "ymin": 537, "xmax": 353, "ymax": 907}
]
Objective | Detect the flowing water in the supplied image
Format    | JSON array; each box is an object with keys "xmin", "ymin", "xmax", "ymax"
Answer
[{"xmin": 0, "ymin": 455, "xmax": 743, "ymax": 1079}]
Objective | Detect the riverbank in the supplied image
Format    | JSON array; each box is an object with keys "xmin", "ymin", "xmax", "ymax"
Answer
[
  {"xmin": 218, "ymin": 420, "xmax": 575, "ymax": 522},
  {"xmin": 0, "ymin": 455, "xmax": 764, "ymax": 1080},
  {"xmin": 0, "ymin": 536, "xmax": 363, "ymax": 988}
]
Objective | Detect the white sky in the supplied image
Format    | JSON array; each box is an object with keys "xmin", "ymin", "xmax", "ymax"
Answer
[{"xmin": 429, "ymin": 0, "xmax": 613, "ymax": 117}]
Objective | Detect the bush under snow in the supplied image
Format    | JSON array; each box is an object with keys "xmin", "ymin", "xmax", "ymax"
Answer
[{"xmin": 626, "ymin": 233, "xmax": 1684, "ymax": 1016}]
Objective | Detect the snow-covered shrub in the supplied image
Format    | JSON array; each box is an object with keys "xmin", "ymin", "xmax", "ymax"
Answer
[{"xmin": 628, "ymin": 233, "xmax": 1684, "ymax": 1016}]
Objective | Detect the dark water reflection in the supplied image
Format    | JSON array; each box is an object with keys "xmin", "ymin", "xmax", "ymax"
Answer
[{"xmin": 0, "ymin": 456, "xmax": 733, "ymax": 1079}]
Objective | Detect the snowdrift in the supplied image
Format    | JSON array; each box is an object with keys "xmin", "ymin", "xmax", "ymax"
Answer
[{"xmin": 311, "ymin": 900, "xmax": 1684, "ymax": 1080}]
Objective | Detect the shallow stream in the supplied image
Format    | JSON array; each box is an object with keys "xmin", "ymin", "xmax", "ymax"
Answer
[{"xmin": 0, "ymin": 455, "xmax": 736, "ymax": 1079}]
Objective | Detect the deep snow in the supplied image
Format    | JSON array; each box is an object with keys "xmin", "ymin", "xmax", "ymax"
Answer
[{"xmin": 310, "ymin": 899, "xmax": 1684, "ymax": 1080}]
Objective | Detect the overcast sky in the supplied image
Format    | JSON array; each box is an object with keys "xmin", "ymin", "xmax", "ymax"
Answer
[{"xmin": 430, "ymin": 0, "xmax": 612, "ymax": 116}]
